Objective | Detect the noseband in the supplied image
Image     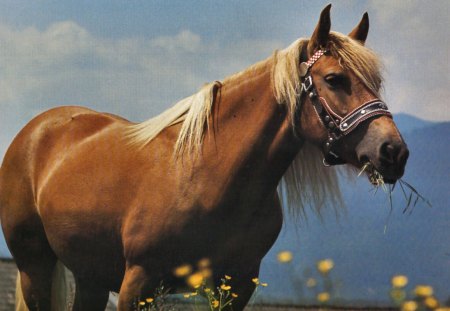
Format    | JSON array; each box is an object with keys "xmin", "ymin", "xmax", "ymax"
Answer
[{"xmin": 299, "ymin": 49, "xmax": 392, "ymax": 166}]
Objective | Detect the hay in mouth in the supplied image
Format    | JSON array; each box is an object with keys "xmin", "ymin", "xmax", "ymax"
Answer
[
  {"xmin": 358, "ymin": 162, "xmax": 386, "ymax": 188},
  {"xmin": 358, "ymin": 162, "xmax": 431, "ymax": 214}
]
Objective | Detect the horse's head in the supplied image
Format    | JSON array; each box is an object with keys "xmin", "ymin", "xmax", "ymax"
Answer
[{"xmin": 298, "ymin": 5, "xmax": 408, "ymax": 184}]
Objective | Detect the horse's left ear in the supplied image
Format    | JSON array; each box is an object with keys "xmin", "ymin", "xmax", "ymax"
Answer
[
  {"xmin": 348, "ymin": 12, "xmax": 369, "ymax": 44},
  {"xmin": 307, "ymin": 4, "xmax": 332, "ymax": 56}
]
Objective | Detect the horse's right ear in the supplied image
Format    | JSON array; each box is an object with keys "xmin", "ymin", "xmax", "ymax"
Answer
[
  {"xmin": 307, "ymin": 4, "xmax": 332, "ymax": 57},
  {"xmin": 348, "ymin": 12, "xmax": 369, "ymax": 44}
]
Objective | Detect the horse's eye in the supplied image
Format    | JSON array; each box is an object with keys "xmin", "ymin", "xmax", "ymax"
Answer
[{"xmin": 325, "ymin": 74, "xmax": 346, "ymax": 88}]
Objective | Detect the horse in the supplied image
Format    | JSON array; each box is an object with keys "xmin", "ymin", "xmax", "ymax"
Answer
[{"xmin": 0, "ymin": 5, "xmax": 409, "ymax": 311}]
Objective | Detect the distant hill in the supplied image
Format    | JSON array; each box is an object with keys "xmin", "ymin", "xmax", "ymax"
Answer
[
  {"xmin": 260, "ymin": 117, "xmax": 450, "ymax": 306},
  {"xmin": 393, "ymin": 113, "xmax": 435, "ymax": 133}
]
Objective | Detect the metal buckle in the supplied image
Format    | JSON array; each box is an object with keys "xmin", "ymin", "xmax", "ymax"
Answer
[{"xmin": 302, "ymin": 75, "xmax": 313, "ymax": 93}]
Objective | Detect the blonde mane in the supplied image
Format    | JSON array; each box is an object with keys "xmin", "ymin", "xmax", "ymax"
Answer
[
  {"xmin": 272, "ymin": 32, "xmax": 383, "ymax": 216},
  {"xmin": 126, "ymin": 31, "xmax": 383, "ymax": 216}
]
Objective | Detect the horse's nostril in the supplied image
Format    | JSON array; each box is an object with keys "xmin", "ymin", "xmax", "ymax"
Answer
[
  {"xmin": 379, "ymin": 142, "xmax": 396, "ymax": 164},
  {"xmin": 379, "ymin": 141, "xmax": 409, "ymax": 169}
]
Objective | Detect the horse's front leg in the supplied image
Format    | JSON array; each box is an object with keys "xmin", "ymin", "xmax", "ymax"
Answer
[
  {"xmin": 118, "ymin": 264, "xmax": 156, "ymax": 311},
  {"xmin": 219, "ymin": 262, "xmax": 261, "ymax": 311}
]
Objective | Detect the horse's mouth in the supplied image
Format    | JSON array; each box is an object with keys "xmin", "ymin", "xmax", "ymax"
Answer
[{"xmin": 359, "ymin": 162, "xmax": 397, "ymax": 186}]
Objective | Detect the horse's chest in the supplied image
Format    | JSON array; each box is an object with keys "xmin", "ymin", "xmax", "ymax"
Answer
[{"xmin": 126, "ymin": 200, "xmax": 283, "ymax": 268}]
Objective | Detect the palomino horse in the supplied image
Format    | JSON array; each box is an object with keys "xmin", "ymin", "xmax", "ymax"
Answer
[{"xmin": 0, "ymin": 5, "xmax": 408, "ymax": 311}]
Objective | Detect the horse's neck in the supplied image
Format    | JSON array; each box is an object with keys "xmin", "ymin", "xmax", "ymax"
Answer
[{"xmin": 188, "ymin": 61, "xmax": 302, "ymax": 208}]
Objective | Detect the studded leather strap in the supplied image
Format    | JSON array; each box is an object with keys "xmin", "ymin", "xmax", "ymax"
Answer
[
  {"xmin": 339, "ymin": 100, "xmax": 391, "ymax": 134},
  {"xmin": 300, "ymin": 49, "xmax": 392, "ymax": 166}
]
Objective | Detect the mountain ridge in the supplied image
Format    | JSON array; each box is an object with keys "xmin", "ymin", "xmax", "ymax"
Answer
[
  {"xmin": 392, "ymin": 113, "xmax": 436, "ymax": 133},
  {"xmin": 261, "ymin": 117, "xmax": 450, "ymax": 305}
]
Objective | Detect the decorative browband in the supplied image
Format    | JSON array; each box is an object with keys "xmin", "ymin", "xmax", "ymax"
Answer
[{"xmin": 299, "ymin": 49, "xmax": 327, "ymax": 79}]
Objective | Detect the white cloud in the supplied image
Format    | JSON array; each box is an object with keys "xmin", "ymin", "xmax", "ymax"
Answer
[
  {"xmin": 368, "ymin": 0, "xmax": 450, "ymax": 121},
  {"xmin": 151, "ymin": 30, "xmax": 201, "ymax": 53},
  {"xmin": 1, "ymin": 2, "xmax": 448, "ymax": 163},
  {"xmin": 0, "ymin": 21, "xmax": 281, "ymax": 115},
  {"xmin": 0, "ymin": 21, "xmax": 282, "ymax": 161}
]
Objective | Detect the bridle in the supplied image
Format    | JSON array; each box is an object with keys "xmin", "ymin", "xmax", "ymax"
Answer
[{"xmin": 299, "ymin": 49, "xmax": 392, "ymax": 166}]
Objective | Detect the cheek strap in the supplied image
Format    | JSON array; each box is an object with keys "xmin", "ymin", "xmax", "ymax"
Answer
[{"xmin": 299, "ymin": 50, "xmax": 392, "ymax": 166}]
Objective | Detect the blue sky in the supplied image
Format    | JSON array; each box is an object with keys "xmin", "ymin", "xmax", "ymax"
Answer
[
  {"xmin": 0, "ymin": 1, "xmax": 447, "ymax": 125},
  {"xmin": 0, "ymin": 1, "xmax": 448, "ymax": 248}
]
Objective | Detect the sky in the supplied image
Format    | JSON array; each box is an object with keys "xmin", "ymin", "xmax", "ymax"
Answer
[
  {"xmin": 0, "ymin": 0, "xmax": 448, "ymax": 161},
  {"xmin": 0, "ymin": 1, "xmax": 449, "ymax": 238}
]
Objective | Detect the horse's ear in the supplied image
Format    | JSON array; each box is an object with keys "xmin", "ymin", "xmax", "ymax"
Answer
[
  {"xmin": 348, "ymin": 12, "xmax": 369, "ymax": 44},
  {"xmin": 307, "ymin": 4, "xmax": 332, "ymax": 57}
]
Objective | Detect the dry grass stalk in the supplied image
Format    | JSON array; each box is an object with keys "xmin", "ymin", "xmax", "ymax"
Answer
[{"xmin": 358, "ymin": 162, "xmax": 431, "ymax": 214}]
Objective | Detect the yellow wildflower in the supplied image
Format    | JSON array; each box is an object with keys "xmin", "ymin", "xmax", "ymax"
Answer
[
  {"xmin": 317, "ymin": 259, "xmax": 334, "ymax": 274},
  {"xmin": 187, "ymin": 272, "xmax": 204, "ymax": 288},
  {"xmin": 317, "ymin": 292, "xmax": 330, "ymax": 303},
  {"xmin": 225, "ymin": 275, "xmax": 232, "ymax": 280},
  {"xmin": 139, "ymin": 301, "xmax": 146, "ymax": 306},
  {"xmin": 391, "ymin": 275, "xmax": 408, "ymax": 288},
  {"xmin": 277, "ymin": 251, "xmax": 293, "ymax": 263},
  {"xmin": 414, "ymin": 285, "xmax": 433, "ymax": 297},
  {"xmin": 183, "ymin": 294, "xmax": 190, "ymax": 298},
  {"xmin": 261, "ymin": 282, "xmax": 268, "ymax": 287},
  {"xmin": 173, "ymin": 264, "xmax": 192, "ymax": 277},
  {"xmin": 306, "ymin": 278, "xmax": 317, "ymax": 288},
  {"xmin": 401, "ymin": 300, "xmax": 418, "ymax": 311},
  {"xmin": 204, "ymin": 288, "xmax": 211, "ymax": 293},
  {"xmin": 252, "ymin": 277, "xmax": 259, "ymax": 285},
  {"xmin": 212, "ymin": 300, "xmax": 219, "ymax": 308},
  {"xmin": 232, "ymin": 293, "xmax": 239, "ymax": 298},
  {"xmin": 220, "ymin": 284, "xmax": 231, "ymax": 291},
  {"xmin": 424, "ymin": 296, "xmax": 439, "ymax": 309},
  {"xmin": 145, "ymin": 297, "xmax": 154, "ymax": 303},
  {"xmin": 190, "ymin": 292, "xmax": 198, "ymax": 296}
]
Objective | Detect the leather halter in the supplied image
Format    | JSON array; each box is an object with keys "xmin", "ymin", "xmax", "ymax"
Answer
[{"xmin": 300, "ymin": 49, "xmax": 392, "ymax": 166}]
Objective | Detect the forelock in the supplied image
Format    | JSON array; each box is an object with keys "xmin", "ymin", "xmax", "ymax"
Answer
[{"xmin": 327, "ymin": 31, "xmax": 383, "ymax": 97}]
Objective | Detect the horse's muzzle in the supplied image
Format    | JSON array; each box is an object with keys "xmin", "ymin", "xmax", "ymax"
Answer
[
  {"xmin": 379, "ymin": 139, "xmax": 409, "ymax": 182},
  {"xmin": 358, "ymin": 138, "xmax": 409, "ymax": 184}
]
